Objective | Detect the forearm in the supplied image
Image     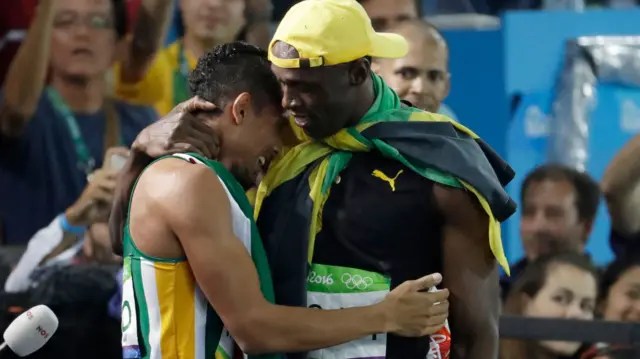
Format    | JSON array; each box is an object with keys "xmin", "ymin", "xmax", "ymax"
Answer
[
  {"xmin": 236, "ymin": 302, "xmax": 388, "ymax": 354},
  {"xmin": 0, "ymin": 0, "xmax": 55, "ymax": 136},
  {"xmin": 602, "ymin": 134, "xmax": 640, "ymax": 201},
  {"xmin": 121, "ymin": 0, "xmax": 174, "ymax": 82},
  {"xmin": 602, "ymin": 135, "xmax": 640, "ymax": 234}
]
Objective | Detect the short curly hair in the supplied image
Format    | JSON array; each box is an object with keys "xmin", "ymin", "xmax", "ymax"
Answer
[{"xmin": 188, "ymin": 41, "xmax": 282, "ymax": 112}]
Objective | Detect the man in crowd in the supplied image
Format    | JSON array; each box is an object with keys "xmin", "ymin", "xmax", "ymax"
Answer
[
  {"xmin": 357, "ymin": 0, "xmax": 419, "ymax": 31},
  {"xmin": 0, "ymin": 0, "xmax": 158, "ymax": 245},
  {"xmin": 112, "ymin": 0, "xmax": 516, "ymax": 357},
  {"xmin": 120, "ymin": 41, "xmax": 450, "ymax": 359},
  {"xmin": 501, "ymin": 164, "xmax": 601, "ymax": 295},
  {"xmin": 372, "ymin": 19, "xmax": 450, "ymax": 113}
]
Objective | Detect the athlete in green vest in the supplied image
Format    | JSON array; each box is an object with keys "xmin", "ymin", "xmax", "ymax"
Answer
[{"xmin": 114, "ymin": 42, "xmax": 449, "ymax": 359}]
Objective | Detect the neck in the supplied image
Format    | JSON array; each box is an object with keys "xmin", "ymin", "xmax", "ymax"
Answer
[
  {"xmin": 50, "ymin": 74, "xmax": 105, "ymax": 113},
  {"xmin": 183, "ymin": 32, "xmax": 221, "ymax": 59},
  {"xmin": 345, "ymin": 76, "xmax": 376, "ymax": 127}
]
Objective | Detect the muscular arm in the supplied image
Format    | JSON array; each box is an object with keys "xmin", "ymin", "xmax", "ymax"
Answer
[
  {"xmin": 0, "ymin": 0, "xmax": 55, "ymax": 137},
  {"xmin": 151, "ymin": 159, "xmax": 394, "ymax": 354},
  {"xmin": 119, "ymin": 0, "xmax": 174, "ymax": 83},
  {"xmin": 602, "ymin": 134, "xmax": 640, "ymax": 236},
  {"xmin": 435, "ymin": 184, "xmax": 499, "ymax": 359}
]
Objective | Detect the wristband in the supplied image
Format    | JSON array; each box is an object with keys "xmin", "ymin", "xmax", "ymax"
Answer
[{"xmin": 59, "ymin": 213, "xmax": 86, "ymax": 234}]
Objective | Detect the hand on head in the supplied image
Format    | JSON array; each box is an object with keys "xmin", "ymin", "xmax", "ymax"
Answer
[{"xmin": 132, "ymin": 97, "xmax": 221, "ymax": 160}]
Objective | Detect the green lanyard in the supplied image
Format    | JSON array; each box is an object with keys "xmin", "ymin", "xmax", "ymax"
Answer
[
  {"xmin": 173, "ymin": 42, "xmax": 191, "ymax": 106},
  {"xmin": 46, "ymin": 87, "xmax": 96, "ymax": 175}
]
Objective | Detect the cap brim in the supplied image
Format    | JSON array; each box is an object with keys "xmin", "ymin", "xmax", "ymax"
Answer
[{"xmin": 368, "ymin": 32, "xmax": 409, "ymax": 59}]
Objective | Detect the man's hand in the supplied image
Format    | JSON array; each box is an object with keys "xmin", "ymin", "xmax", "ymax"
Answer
[
  {"xmin": 382, "ymin": 273, "xmax": 449, "ymax": 337},
  {"xmin": 132, "ymin": 97, "xmax": 221, "ymax": 159},
  {"xmin": 66, "ymin": 169, "xmax": 118, "ymax": 226}
]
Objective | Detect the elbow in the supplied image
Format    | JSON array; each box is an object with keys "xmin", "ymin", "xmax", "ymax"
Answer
[{"xmin": 0, "ymin": 105, "xmax": 30, "ymax": 137}]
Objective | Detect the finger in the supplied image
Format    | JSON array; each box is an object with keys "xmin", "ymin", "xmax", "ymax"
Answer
[
  {"xmin": 428, "ymin": 300, "xmax": 449, "ymax": 316},
  {"xmin": 425, "ymin": 313, "xmax": 448, "ymax": 327},
  {"xmin": 183, "ymin": 131, "xmax": 217, "ymax": 159},
  {"xmin": 421, "ymin": 322, "xmax": 446, "ymax": 336},
  {"xmin": 91, "ymin": 188, "xmax": 115, "ymax": 203},
  {"xmin": 427, "ymin": 289, "xmax": 450, "ymax": 303},
  {"xmin": 183, "ymin": 96, "xmax": 217, "ymax": 113},
  {"xmin": 412, "ymin": 273, "xmax": 443, "ymax": 291}
]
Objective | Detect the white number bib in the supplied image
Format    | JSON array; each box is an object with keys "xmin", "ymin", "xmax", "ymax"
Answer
[{"xmin": 121, "ymin": 257, "xmax": 142, "ymax": 359}]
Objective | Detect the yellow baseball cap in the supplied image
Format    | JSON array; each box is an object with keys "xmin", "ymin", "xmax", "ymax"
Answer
[{"xmin": 269, "ymin": 0, "xmax": 409, "ymax": 68}]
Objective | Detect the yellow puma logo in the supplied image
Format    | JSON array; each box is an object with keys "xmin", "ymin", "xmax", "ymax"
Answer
[{"xmin": 371, "ymin": 169, "xmax": 404, "ymax": 192}]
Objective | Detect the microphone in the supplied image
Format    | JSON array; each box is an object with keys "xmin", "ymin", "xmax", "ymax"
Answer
[{"xmin": 0, "ymin": 305, "xmax": 58, "ymax": 357}]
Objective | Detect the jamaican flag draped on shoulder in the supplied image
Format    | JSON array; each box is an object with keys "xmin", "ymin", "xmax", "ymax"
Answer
[{"xmin": 253, "ymin": 73, "xmax": 516, "ymax": 312}]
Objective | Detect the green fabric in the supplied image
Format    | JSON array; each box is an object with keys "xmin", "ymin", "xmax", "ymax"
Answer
[{"xmin": 320, "ymin": 73, "xmax": 460, "ymax": 195}]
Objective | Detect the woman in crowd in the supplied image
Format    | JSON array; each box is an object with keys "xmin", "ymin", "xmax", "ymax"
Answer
[
  {"xmin": 500, "ymin": 252, "xmax": 599, "ymax": 359},
  {"xmin": 581, "ymin": 254, "xmax": 640, "ymax": 359}
]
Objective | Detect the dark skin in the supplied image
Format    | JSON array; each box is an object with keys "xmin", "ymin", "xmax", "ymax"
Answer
[{"xmin": 110, "ymin": 43, "xmax": 499, "ymax": 358}]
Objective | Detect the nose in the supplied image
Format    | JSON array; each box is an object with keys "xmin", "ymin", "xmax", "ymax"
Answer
[
  {"xmin": 281, "ymin": 87, "xmax": 301, "ymax": 112},
  {"xmin": 566, "ymin": 302, "xmax": 590, "ymax": 320},
  {"xmin": 410, "ymin": 75, "xmax": 428, "ymax": 95},
  {"xmin": 204, "ymin": 0, "xmax": 224, "ymax": 9}
]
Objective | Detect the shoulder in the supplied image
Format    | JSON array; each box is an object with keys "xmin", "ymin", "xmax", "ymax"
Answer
[
  {"xmin": 138, "ymin": 156, "xmax": 220, "ymax": 199},
  {"xmin": 433, "ymin": 183, "xmax": 486, "ymax": 227}
]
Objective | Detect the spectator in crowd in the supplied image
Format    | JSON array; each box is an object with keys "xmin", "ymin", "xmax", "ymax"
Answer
[
  {"xmin": 500, "ymin": 252, "xmax": 598, "ymax": 359},
  {"xmin": 372, "ymin": 20, "xmax": 450, "ymax": 113},
  {"xmin": 115, "ymin": 0, "xmax": 250, "ymax": 116},
  {"xmin": 501, "ymin": 165, "xmax": 601, "ymax": 296},
  {"xmin": 357, "ymin": 0, "xmax": 419, "ymax": 31},
  {"xmin": 601, "ymin": 133, "xmax": 640, "ymax": 257},
  {"xmin": 0, "ymin": 0, "xmax": 157, "ymax": 245},
  {"xmin": 4, "ymin": 218, "xmax": 119, "ymax": 293},
  {"xmin": 581, "ymin": 254, "xmax": 640, "ymax": 358}
]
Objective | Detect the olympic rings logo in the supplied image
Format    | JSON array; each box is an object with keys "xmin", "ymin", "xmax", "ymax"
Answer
[{"xmin": 341, "ymin": 273, "xmax": 373, "ymax": 290}]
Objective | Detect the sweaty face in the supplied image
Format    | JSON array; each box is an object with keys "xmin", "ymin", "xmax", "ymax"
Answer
[
  {"xmin": 524, "ymin": 263, "xmax": 597, "ymax": 355},
  {"xmin": 602, "ymin": 266, "xmax": 640, "ymax": 322},
  {"xmin": 520, "ymin": 179, "xmax": 589, "ymax": 261},
  {"xmin": 272, "ymin": 64, "xmax": 354, "ymax": 140},
  {"xmin": 180, "ymin": 0, "xmax": 246, "ymax": 43},
  {"xmin": 221, "ymin": 104, "xmax": 285, "ymax": 190},
  {"xmin": 374, "ymin": 27, "xmax": 449, "ymax": 112},
  {"xmin": 360, "ymin": 0, "xmax": 418, "ymax": 31},
  {"xmin": 50, "ymin": 0, "xmax": 116, "ymax": 79}
]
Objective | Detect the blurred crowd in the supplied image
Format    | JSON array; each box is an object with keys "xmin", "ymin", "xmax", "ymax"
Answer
[{"xmin": 1, "ymin": 0, "xmax": 640, "ymax": 358}]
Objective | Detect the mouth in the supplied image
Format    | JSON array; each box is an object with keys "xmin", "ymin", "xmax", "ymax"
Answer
[
  {"xmin": 293, "ymin": 116, "xmax": 309, "ymax": 128},
  {"xmin": 72, "ymin": 48, "xmax": 93, "ymax": 57}
]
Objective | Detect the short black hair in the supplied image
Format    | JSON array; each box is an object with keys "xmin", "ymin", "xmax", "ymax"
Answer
[
  {"xmin": 521, "ymin": 164, "xmax": 601, "ymax": 222},
  {"xmin": 189, "ymin": 42, "xmax": 282, "ymax": 112}
]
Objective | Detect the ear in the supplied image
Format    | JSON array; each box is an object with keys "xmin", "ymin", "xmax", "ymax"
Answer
[
  {"xmin": 370, "ymin": 60, "xmax": 381, "ymax": 74},
  {"xmin": 444, "ymin": 72, "xmax": 451, "ymax": 98},
  {"xmin": 348, "ymin": 58, "xmax": 370, "ymax": 86},
  {"xmin": 231, "ymin": 92, "xmax": 252, "ymax": 125}
]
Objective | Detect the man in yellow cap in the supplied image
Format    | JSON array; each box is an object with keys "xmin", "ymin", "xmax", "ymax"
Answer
[{"xmin": 112, "ymin": 0, "xmax": 516, "ymax": 358}]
